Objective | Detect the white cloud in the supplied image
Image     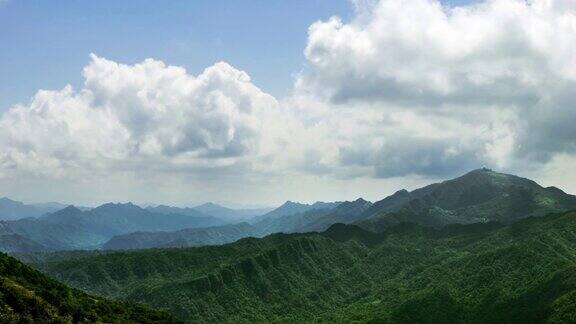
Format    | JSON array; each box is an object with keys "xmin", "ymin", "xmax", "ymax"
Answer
[
  {"xmin": 295, "ymin": 0, "xmax": 576, "ymax": 178},
  {"xmin": 300, "ymin": 0, "xmax": 576, "ymax": 104},
  {"xmin": 3, "ymin": 0, "xmax": 576, "ymax": 204},
  {"xmin": 0, "ymin": 55, "xmax": 279, "ymax": 182}
]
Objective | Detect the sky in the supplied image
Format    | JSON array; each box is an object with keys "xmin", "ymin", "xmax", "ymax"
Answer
[
  {"xmin": 0, "ymin": 0, "xmax": 354, "ymax": 112},
  {"xmin": 2, "ymin": 0, "xmax": 576, "ymax": 207}
]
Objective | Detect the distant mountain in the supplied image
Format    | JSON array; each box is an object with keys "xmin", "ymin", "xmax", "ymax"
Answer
[
  {"xmin": 253, "ymin": 208, "xmax": 334, "ymax": 235},
  {"xmin": 31, "ymin": 201, "xmax": 91, "ymax": 211},
  {"xmin": 251, "ymin": 201, "xmax": 340, "ymax": 223},
  {"xmin": 31, "ymin": 210, "xmax": 576, "ymax": 323},
  {"xmin": 5, "ymin": 169, "xmax": 576, "ymax": 254},
  {"xmin": 103, "ymin": 223, "xmax": 260, "ymax": 250},
  {"xmin": 251, "ymin": 199, "xmax": 372, "ymax": 235},
  {"xmin": 294, "ymin": 198, "xmax": 373, "ymax": 232},
  {"xmin": 103, "ymin": 200, "xmax": 370, "ymax": 250},
  {"xmin": 0, "ymin": 197, "xmax": 59, "ymax": 220},
  {"xmin": 357, "ymin": 168, "xmax": 576, "ymax": 231},
  {"xmin": 7, "ymin": 206, "xmax": 117, "ymax": 250},
  {"xmin": 0, "ymin": 203, "xmax": 227, "ymax": 252},
  {"xmin": 193, "ymin": 202, "xmax": 273, "ymax": 222},
  {"xmin": 90, "ymin": 203, "xmax": 225, "ymax": 233},
  {"xmin": 247, "ymin": 169, "xmax": 576, "ymax": 236},
  {"xmin": 146, "ymin": 205, "xmax": 215, "ymax": 220},
  {"xmin": 0, "ymin": 252, "xmax": 179, "ymax": 322},
  {"xmin": 360, "ymin": 189, "xmax": 412, "ymax": 218},
  {"xmin": 0, "ymin": 233, "xmax": 49, "ymax": 253}
]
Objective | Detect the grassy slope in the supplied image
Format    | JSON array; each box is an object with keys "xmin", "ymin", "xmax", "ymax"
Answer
[{"xmin": 28, "ymin": 211, "xmax": 576, "ymax": 323}]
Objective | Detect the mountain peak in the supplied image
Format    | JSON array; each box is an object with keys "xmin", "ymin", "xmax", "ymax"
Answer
[
  {"xmin": 196, "ymin": 202, "xmax": 225, "ymax": 209},
  {"xmin": 41, "ymin": 205, "xmax": 83, "ymax": 223},
  {"xmin": 337, "ymin": 198, "xmax": 370, "ymax": 207},
  {"xmin": 281, "ymin": 201, "xmax": 306, "ymax": 208},
  {"xmin": 0, "ymin": 197, "xmax": 22, "ymax": 205},
  {"xmin": 358, "ymin": 168, "xmax": 576, "ymax": 231},
  {"xmin": 96, "ymin": 202, "xmax": 141, "ymax": 210},
  {"xmin": 48, "ymin": 205, "xmax": 83, "ymax": 217},
  {"xmin": 59, "ymin": 205, "xmax": 81, "ymax": 213}
]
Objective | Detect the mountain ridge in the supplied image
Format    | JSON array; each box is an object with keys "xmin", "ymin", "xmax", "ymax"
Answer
[
  {"xmin": 3, "ymin": 169, "xmax": 576, "ymax": 254},
  {"xmin": 26, "ymin": 210, "xmax": 576, "ymax": 322},
  {"xmin": 356, "ymin": 168, "xmax": 576, "ymax": 231}
]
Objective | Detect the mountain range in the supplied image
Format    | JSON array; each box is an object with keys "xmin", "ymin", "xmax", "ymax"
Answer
[
  {"xmin": 0, "ymin": 203, "xmax": 227, "ymax": 252},
  {"xmin": 4, "ymin": 169, "xmax": 576, "ymax": 254},
  {"xmin": 101, "ymin": 200, "xmax": 364, "ymax": 250},
  {"xmin": 356, "ymin": 168, "xmax": 576, "ymax": 231},
  {"xmin": 254, "ymin": 168, "xmax": 576, "ymax": 236},
  {"xmin": 102, "ymin": 222, "xmax": 260, "ymax": 250},
  {"xmin": 250, "ymin": 200, "xmax": 340, "ymax": 223},
  {"xmin": 26, "ymin": 210, "xmax": 576, "ymax": 322},
  {"xmin": 7, "ymin": 168, "xmax": 576, "ymax": 322},
  {"xmin": 0, "ymin": 198, "xmax": 64, "ymax": 221},
  {"xmin": 192, "ymin": 202, "xmax": 273, "ymax": 222}
]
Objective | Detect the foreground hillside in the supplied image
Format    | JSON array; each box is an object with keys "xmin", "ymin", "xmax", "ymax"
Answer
[
  {"xmin": 27, "ymin": 211, "xmax": 576, "ymax": 323},
  {"xmin": 0, "ymin": 252, "xmax": 179, "ymax": 323}
]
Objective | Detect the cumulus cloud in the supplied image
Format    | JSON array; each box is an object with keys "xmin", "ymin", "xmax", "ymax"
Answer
[
  {"xmin": 0, "ymin": 55, "xmax": 279, "ymax": 180},
  {"xmin": 295, "ymin": 0, "xmax": 576, "ymax": 178},
  {"xmin": 300, "ymin": 0, "xmax": 576, "ymax": 104},
  {"xmin": 2, "ymin": 0, "xmax": 576, "ymax": 204}
]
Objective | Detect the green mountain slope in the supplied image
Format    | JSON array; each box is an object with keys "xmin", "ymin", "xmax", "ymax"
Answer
[
  {"xmin": 26, "ymin": 210, "xmax": 576, "ymax": 323},
  {"xmin": 358, "ymin": 168, "xmax": 576, "ymax": 231},
  {"xmin": 0, "ymin": 252, "xmax": 179, "ymax": 323}
]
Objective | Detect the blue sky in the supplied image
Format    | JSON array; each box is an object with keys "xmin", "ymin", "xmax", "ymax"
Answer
[
  {"xmin": 11, "ymin": 0, "xmax": 575, "ymax": 207},
  {"xmin": 0, "ymin": 0, "xmax": 474, "ymax": 113},
  {"xmin": 0, "ymin": 0, "xmax": 352, "ymax": 112}
]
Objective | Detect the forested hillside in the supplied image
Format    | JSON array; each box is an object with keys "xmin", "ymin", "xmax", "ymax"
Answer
[
  {"xmin": 28, "ymin": 211, "xmax": 576, "ymax": 323},
  {"xmin": 0, "ymin": 252, "xmax": 179, "ymax": 323},
  {"xmin": 357, "ymin": 168, "xmax": 576, "ymax": 231}
]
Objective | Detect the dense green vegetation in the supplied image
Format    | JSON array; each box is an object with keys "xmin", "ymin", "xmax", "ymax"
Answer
[
  {"xmin": 26, "ymin": 210, "xmax": 576, "ymax": 323},
  {"xmin": 0, "ymin": 251, "xmax": 180, "ymax": 323},
  {"xmin": 5, "ymin": 169, "xmax": 576, "ymax": 322},
  {"xmin": 357, "ymin": 168, "xmax": 576, "ymax": 231}
]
